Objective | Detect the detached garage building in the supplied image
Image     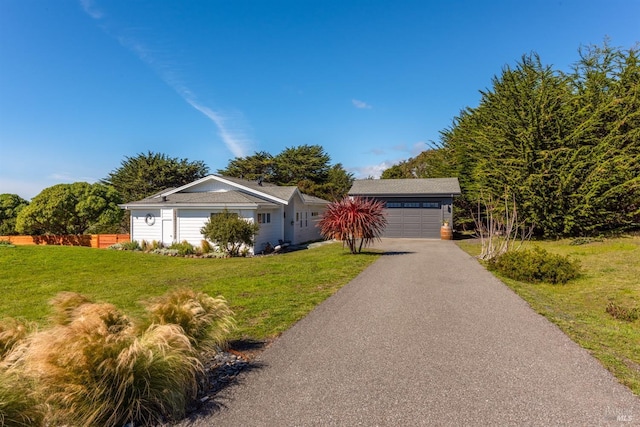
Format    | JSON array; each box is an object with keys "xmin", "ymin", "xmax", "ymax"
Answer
[{"xmin": 348, "ymin": 178, "xmax": 461, "ymax": 238}]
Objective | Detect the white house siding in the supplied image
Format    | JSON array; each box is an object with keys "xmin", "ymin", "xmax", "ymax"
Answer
[
  {"xmin": 288, "ymin": 197, "xmax": 325, "ymax": 244},
  {"xmin": 130, "ymin": 209, "xmax": 162, "ymax": 244},
  {"xmin": 184, "ymin": 181, "xmax": 236, "ymax": 193},
  {"xmin": 175, "ymin": 208, "xmax": 258, "ymax": 251},
  {"xmin": 254, "ymin": 208, "xmax": 282, "ymax": 254},
  {"xmin": 175, "ymin": 210, "xmax": 210, "ymax": 246}
]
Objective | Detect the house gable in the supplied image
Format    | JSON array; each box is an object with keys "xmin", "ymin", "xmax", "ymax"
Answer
[{"xmin": 160, "ymin": 175, "xmax": 292, "ymax": 205}]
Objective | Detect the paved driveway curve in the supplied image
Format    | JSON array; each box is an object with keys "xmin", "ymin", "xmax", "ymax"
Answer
[{"xmin": 183, "ymin": 239, "xmax": 639, "ymax": 426}]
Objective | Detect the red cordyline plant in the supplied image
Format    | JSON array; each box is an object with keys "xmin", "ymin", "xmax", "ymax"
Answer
[{"xmin": 318, "ymin": 196, "xmax": 387, "ymax": 254}]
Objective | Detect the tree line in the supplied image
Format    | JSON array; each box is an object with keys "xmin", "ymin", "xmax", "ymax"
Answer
[
  {"xmin": 382, "ymin": 42, "xmax": 639, "ymax": 237},
  {"xmin": 0, "ymin": 146, "xmax": 354, "ymax": 235}
]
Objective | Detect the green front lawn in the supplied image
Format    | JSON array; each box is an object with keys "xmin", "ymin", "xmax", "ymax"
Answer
[
  {"xmin": 1, "ymin": 243, "xmax": 380, "ymax": 340},
  {"xmin": 458, "ymin": 236, "xmax": 640, "ymax": 395}
]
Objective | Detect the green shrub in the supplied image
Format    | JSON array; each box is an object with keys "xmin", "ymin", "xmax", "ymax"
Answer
[
  {"xmin": 200, "ymin": 209, "xmax": 259, "ymax": 257},
  {"xmin": 108, "ymin": 240, "xmax": 141, "ymax": 251},
  {"xmin": 606, "ymin": 301, "xmax": 639, "ymax": 322},
  {"xmin": 169, "ymin": 240, "xmax": 196, "ymax": 256},
  {"xmin": 0, "ymin": 239, "xmax": 15, "ymax": 247},
  {"xmin": 488, "ymin": 247, "xmax": 581, "ymax": 284},
  {"xmin": 144, "ymin": 288, "xmax": 235, "ymax": 352},
  {"xmin": 151, "ymin": 248, "xmax": 180, "ymax": 257}
]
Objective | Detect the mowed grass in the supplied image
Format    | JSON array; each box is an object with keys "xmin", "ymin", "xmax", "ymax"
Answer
[
  {"xmin": 458, "ymin": 236, "xmax": 640, "ymax": 395},
  {"xmin": 0, "ymin": 243, "xmax": 380, "ymax": 341}
]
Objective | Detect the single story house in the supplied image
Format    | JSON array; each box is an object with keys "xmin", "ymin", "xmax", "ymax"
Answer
[
  {"xmin": 120, "ymin": 175, "xmax": 330, "ymax": 254},
  {"xmin": 348, "ymin": 178, "xmax": 461, "ymax": 238}
]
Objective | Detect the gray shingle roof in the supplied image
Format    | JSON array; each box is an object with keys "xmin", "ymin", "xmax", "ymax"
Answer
[
  {"xmin": 349, "ymin": 178, "xmax": 461, "ymax": 196},
  {"xmin": 122, "ymin": 174, "xmax": 330, "ymax": 209},
  {"xmin": 125, "ymin": 191, "xmax": 277, "ymax": 207},
  {"xmin": 301, "ymin": 194, "xmax": 331, "ymax": 205},
  {"xmin": 219, "ymin": 175, "xmax": 299, "ymax": 202}
]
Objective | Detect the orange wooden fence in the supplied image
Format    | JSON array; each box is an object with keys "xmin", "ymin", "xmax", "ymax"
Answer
[{"xmin": 0, "ymin": 234, "xmax": 130, "ymax": 249}]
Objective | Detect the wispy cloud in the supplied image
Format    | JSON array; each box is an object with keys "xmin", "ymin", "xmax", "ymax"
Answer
[
  {"xmin": 352, "ymin": 99, "xmax": 372, "ymax": 109},
  {"xmin": 79, "ymin": 1, "xmax": 252, "ymax": 158},
  {"xmin": 392, "ymin": 141, "xmax": 430, "ymax": 156},
  {"xmin": 348, "ymin": 162, "xmax": 390, "ymax": 179},
  {"xmin": 79, "ymin": 0, "xmax": 103, "ymax": 19},
  {"xmin": 47, "ymin": 173, "xmax": 98, "ymax": 184}
]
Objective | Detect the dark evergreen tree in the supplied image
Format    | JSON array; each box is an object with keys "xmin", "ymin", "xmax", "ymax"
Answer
[
  {"xmin": 381, "ymin": 42, "xmax": 640, "ymax": 236},
  {"xmin": 103, "ymin": 152, "xmax": 209, "ymax": 203},
  {"xmin": 216, "ymin": 151, "xmax": 275, "ymax": 182}
]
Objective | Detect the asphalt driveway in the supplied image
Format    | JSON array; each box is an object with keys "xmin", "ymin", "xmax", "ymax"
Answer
[{"xmin": 182, "ymin": 239, "xmax": 639, "ymax": 426}]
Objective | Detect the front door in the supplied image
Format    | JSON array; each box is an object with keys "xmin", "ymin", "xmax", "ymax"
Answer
[{"xmin": 162, "ymin": 219, "xmax": 173, "ymax": 245}]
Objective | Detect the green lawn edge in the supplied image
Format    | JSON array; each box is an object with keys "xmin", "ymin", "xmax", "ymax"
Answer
[
  {"xmin": 1, "ymin": 242, "xmax": 381, "ymax": 342},
  {"xmin": 457, "ymin": 237, "xmax": 640, "ymax": 396}
]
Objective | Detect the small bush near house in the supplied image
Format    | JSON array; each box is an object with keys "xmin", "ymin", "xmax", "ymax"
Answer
[
  {"xmin": 201, "ymin": 239, "xmax": 213, "ymax": 253},
  {"xmin": 606, "ymin": 301, "xmax": 639, "ymax": 322},
  {"xmin": 151, "ymin": 248, "xmax": 180, "ymax": 256},
  {"xmin": 169, "ymin": 240, "xmax": 197, "ymax": 256},
  {"xmin": 108, "ymin": 240, "xmax": 141, "ymax": 251},
  {"xmin": 488, "ymin": 247, "xmax": 580, "ymax": 284},
  {"xmin": 200, "ymin": 209, "xmax": 260, "ymax": 257}
]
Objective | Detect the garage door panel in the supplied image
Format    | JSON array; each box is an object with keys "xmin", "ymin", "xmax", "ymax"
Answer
[{"xmin": 383, "ymin": 206, "xmax": 442, "ymax": 238}]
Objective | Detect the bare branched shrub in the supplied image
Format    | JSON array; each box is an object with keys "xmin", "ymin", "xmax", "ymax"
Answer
[
  {"xmin": 144, "ymin": 288, "xmax": 235, "ymax": 352},
  {"xmin": 473, "ymin": 191, "xmax": 533, "ymax": 261}
]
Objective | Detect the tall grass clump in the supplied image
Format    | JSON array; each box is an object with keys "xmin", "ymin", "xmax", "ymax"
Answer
[
  {"xmin": 0, "ymin": 318, "xmax": 33, "ymax": 359},
  {"xmin": 0, "ymin": 367, "xmax": 43, "ymax": 427},
  {"xmin": 15, "ymin": 293, "xmax": 212, "ymax": 426},
  {"xmin": 1, "ymin": 318, "xmax": 42, "ymax": 426},
  {"xmin": 201, "ymin": 239, "xmax": 213, "ymax": 253},
  {"xmin": 144, "ymin": 288, "xmax": 235, "ymax": 352}
]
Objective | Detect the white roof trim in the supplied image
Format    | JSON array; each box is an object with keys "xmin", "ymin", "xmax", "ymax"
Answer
[
  {"xmin": 158, "ymin": 175, "xmax": 290, "ymax": 205},
  {"xmin": 121, "ymin": 203, "xmax": 260, "ymax": 210}
]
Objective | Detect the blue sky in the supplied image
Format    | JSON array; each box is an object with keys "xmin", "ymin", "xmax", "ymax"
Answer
[{"xmin": 1, "ymin": 0, "xmax": 638, "ymax": 200}]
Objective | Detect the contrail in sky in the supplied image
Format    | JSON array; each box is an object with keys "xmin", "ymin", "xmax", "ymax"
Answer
[{"xmin": 79, "ymin": 0, "xmax": 251, "ymax": 158}]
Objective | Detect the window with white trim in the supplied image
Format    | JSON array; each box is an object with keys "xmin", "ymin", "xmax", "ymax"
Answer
[{"xmin": 257, "ymin": 213, "xmax": 271, "ymax": 224}]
